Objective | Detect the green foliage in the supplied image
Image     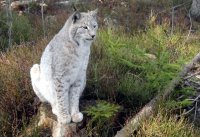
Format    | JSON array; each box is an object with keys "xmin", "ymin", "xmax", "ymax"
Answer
[
  {"xmin": 0, "ymin": 12, "xmax": 32, "ymax": 51},
  {"xmin": 166, "ymin": 99, "xmax": 193, "ymax": 110},
  {"xmin": 165, "ymin": 86, "xmax": 195, "ymax": 110},
  {"xmin": 85, "ymin": 100, "xmax": 120, "ymax": 121},
  {"xmin": 84, "ymin": 100, "xmax": 120, "ymax": 136},
  {"xmin": 173, "ymin": 86, "xmax": 196, "ymax": 99},
  {"xmin": 93, "ymin": 27, "xmax": 184, "ymax": 106},
  {"xmin": 12, "ymin": 14, "xmax": 32, "ymax": 44},
  {"xmin": 29, "ymin": 2, "xmax": 41, "ymax": 14}
]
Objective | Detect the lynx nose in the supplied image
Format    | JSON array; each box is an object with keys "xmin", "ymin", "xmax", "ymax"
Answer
[{"xmin": 91, "ymin": 35, "xmax": 95, "ymax": 38}]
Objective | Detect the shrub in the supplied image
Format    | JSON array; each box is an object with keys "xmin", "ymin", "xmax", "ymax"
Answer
[
  {"xmin": 0, "ymin": 12, "xmax": 33, "ymax": 51},
  {"xmin": 12, "ymin": 13, "xmax": 33, "ymax": 45},
  {"xmin": 87, "ymin": 27, "xmax": 188, "ymax": 108},
  {"xmin": 84, "ymin": 100, "xmax": 120, "ymax": 136}
]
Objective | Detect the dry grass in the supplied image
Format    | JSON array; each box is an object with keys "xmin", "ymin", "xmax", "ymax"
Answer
[
  {"xmin": 137, "ymin": 109, "xmax": 199, "ymax": 137},
  {"xmin": 0, "ymin": 39, "xmax": 47, "ymax": 136}
]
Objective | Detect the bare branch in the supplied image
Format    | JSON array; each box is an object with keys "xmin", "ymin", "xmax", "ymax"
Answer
[
  {"xmin": 6, "ymin": 0, "xmax": 12, "ymax": 49},
  {"xmin": 184, "ymin": 70, "xmax": 200, "ymax": 80},
  {"xmin": 183, "ymin": 9, "xmax": 193, "ymax": 45},
  {"xmin": 41, "ymin": 0, "xmax": 46, "ymax": 38},
  {"xmin": 171, "ymin": 7, "xmax": 175, "ymax": 35}
]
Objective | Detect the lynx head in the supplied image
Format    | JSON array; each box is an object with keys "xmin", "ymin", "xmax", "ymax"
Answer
[{"xmin": 68, "ymin": 9, "xmax": 98, "ymax": 45}]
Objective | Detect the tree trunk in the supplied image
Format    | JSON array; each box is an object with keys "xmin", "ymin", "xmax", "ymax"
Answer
[{"xmin": 190, "ymin": 0, "xmax": 200, "ymax": 19}]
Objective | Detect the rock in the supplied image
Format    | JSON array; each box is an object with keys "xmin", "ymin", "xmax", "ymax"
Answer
[
  {"xmin": 20, "ymin": 103, "xmax": 81, "ymax": 137},
  {"xmin": 144, "ymin": 53, "xmax": 157, "ymax": 60},
  {"xmin": 196, "ymin": 75, "xmax": 200, "ymax": 79},
  {"xmin": 55, "ymin": 1, "xmax": 70, "ymax": 6},
  {"xmin": 190, "ymin": 0, "xmax": 200, "ymax": 21},
  {"xmin": 10, "ymin": 0, "xmax": 47, "ymax": 12}
]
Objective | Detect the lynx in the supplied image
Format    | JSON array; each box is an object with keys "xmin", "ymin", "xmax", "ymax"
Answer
[{"xmin": 30, "ymin": 9, "xmax": 98, "ymax": 124}]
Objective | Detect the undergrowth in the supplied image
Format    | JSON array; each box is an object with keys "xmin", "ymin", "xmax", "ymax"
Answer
[
  {"xmin": 87, "ymin": 23, "xmax": 199, "ymax": 107},
  {"xmin": 0, "ymin": 12, "xmax": 33, "ymax": 51},
  {"xmin": 137, "ymin": 108, "xmax": 199, "ymax": 137},
  {"xmin": 0, "ymin": 25, "xmax": 199, "ymax": 137},
  {"xmin": 0, "ymin": 0, "xmax": 200, "ymax": 136},
  {"xmin": 0, "ymin": 41, "xmax": 47, "ymax": 136}
]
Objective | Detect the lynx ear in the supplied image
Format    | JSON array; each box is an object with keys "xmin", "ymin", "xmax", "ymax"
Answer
[
  {"xmin": 72, "ymin": 11, "xmax": 81, "ymax": 23},
  {"xmin": 91, "ymin": 8, "xmax": 98, "ymax": 16}
]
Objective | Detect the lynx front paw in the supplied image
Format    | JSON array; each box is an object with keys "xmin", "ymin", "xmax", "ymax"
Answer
[
  {"xmin": 57, "ymin": 115, "xmax": 71, "ymax": 124},
  {"xmin": 71, "ymin": 112, "xmax": 83, "ymax": 123}
]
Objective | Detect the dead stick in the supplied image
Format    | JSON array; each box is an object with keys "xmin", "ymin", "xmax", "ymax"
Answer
[
  {"xmin": 184, "ymin": 71, "xmax": 200, "ymax": 80},
  {"xmin": 115, "ymin": 52, "xmax": 200, "ymax": 137}
]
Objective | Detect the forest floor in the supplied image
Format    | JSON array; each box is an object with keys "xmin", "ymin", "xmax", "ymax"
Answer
[{"xmin": 1, "ymin": 0, "xmax": 200, "ymax": 136}]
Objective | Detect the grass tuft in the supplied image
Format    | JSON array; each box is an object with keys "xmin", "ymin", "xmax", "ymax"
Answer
[{"xmin": 137, "ymin": 109, "xmax": 199, "ymax": 137}]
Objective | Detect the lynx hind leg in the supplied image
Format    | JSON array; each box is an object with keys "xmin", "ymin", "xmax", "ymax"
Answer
[{"xmin": 30, "ymin": 64, "xmax": 46, "ymax": 102}]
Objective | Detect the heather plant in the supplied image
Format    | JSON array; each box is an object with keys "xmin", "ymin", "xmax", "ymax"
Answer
[{"xmin": 0, "ymin": 40, "xmax": 47, "ymax": 136}]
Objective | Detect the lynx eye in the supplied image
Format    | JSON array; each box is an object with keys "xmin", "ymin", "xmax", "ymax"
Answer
[
  {"xmin": 93, "ymin": 25, "xmax": 96, "ymax": 28},
  {"xmin": 83, "ymin": 26, "xmax": 88, "ymax": 29}
]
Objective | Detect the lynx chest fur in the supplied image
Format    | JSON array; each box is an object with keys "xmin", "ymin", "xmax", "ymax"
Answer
[{"xmin": 30, "ymin": 9, "xmax": 98, "ymax": 125}]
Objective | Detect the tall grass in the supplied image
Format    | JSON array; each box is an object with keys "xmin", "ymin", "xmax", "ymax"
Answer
[
  {"xmin": 0, "ymin": 40, "xmax": 47, "ymax": 136},
  {"xmin": 137, "ymin": 109, "xmax": 199, "ymax": 137}
]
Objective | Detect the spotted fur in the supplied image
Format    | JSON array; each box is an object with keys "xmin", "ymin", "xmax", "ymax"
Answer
[{"xmin": 30, "ymin": 9, "xmax": 98, "ymax": 124}]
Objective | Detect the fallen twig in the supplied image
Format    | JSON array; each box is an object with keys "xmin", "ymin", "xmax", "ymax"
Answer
[
  {"xmin": 186, "ymin": 94, "xmax": 200, "ymax": 103},
  {"xmin": 183, "ymin": 9, "xmax": 193, "ymax": 45},
  {"xmin": 184, "ymin": 71, "xmax": 200, "ymax": 80},
  {"xmin": 194, "ymin": 101, "xmax": 198, "ymax": 121},
  {"xmin": 181, "ymin": 107, "xmax": 195, "ymax": 116}
]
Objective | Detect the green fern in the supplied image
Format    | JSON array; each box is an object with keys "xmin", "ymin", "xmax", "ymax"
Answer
[
  {"xmin": 84, "ymin": 100, "xmax": 120, "ymax": 122},
  {"xmin": 84, "ymin": 100, "xmax": 120, "ymax": 136}
]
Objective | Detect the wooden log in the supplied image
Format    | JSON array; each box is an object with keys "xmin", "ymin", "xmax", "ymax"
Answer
[{"xmin": 115, "ymin": 52, "xmax": 200, "ymax": 137}]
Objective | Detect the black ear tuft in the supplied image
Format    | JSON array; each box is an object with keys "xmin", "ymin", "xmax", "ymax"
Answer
[{"xmin": 72, "ymin": 11, "xmax": 81, "ymax": 24}]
